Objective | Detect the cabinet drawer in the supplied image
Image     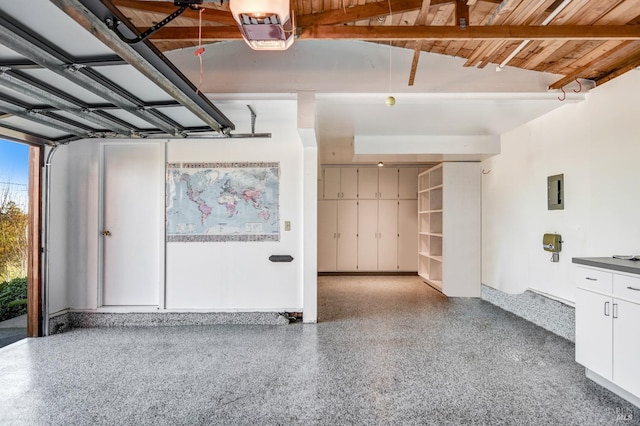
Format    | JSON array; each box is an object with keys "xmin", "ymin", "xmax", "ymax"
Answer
[
  {"xmin": 575, "ymin": 267, "xmax": 613, "ymax": 293},
  {"xmin": 614, "ymin": 274, "xmax": 640, "ymax": 303}
]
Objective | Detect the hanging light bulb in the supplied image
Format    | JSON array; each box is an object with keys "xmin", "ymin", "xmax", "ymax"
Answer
[{"xmin": 385, "ymin": 96, "xmax": 396, "ymax": 107}]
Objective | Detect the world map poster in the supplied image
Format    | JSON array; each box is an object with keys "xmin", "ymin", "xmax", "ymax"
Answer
[{"xmin": 166, "ymin": 162, "xmax": 280, "ymax": 242}]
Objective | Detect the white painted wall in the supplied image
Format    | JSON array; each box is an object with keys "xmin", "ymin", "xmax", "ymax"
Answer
[
  {"xmin": 49, "ymin": 142, "xmax": 101, "ymax": 311},
  {"xmin": 482, "ymin": 70, "xmax": 640, "ymax": 303},
  {"xmin": 166, "ymin": 122, "xmax": 304, "ymax": 311},
  {"xmin": 47, "ymin": 102, "xmax": 307, "ymax": 315}
]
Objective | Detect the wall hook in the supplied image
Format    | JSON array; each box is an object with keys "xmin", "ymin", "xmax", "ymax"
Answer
[
  {"xmin": 573, "ymin": 78, "xmax": 582, "ymax": 93},
  {"xmin": 558, "ymin": 87, "xmax": 566, "ymax": 101}
]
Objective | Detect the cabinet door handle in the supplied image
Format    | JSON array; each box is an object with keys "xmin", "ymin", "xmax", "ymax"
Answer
[
  {"xmin": 627, "ymin": 286, "xmax": 640, "ymax": 291},
  {"xmin": 337, "ymin": 233, "xmax": 340, "ymax": 238},
  {"xmin": 585, "ymin": 277, "xmax": 597, "ymax": 281},
  {"xmin": 604, "ymin": 301, "xmax": 610, "ymax": 317},
  {"xmin": 613, "ymin": 303, "xmax": 618, "ymax": 319},
  {"xmin": 333, "ymin": 233, "xmax": 336, "ymax": 239}
]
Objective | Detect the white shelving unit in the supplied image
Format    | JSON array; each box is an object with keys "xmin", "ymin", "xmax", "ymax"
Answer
[{"xmin": 417, "ymin": 163, "xmax": 480, "ymax": 297}]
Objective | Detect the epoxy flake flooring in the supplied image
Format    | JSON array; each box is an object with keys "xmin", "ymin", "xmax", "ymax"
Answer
[{"xmin": 0, "ymin": 276, "xmax": 638, "ymax": 425}]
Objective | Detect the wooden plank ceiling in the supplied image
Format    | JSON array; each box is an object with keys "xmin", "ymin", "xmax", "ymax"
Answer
[{"xmin": 112, "ymin": 0, "xmax": 640, "ymax": 88}]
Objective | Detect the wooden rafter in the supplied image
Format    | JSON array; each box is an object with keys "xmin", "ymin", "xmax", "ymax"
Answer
[
  {"xmin": 148, "ymin": 24, "xmax": 640, "ymax": 41},
  {"xmin": 116, "ymin": 0, "xmax": 640, "ymax": 87},
  {"xmin": 595, "ymin": 50, "xmax": 640, "ymax": 86},
  {"xmin": 455, "ymin": 0, "xmax": 470, "ymax": 28},
  {"xmin": 111, "ymin": 0, "xmax": 494, "ymax": 28},
  {"xmin": 548, "ymin": 40, "xmax": 638, "ymax": 89},
  {"xmin": 296, "ymin": 0, "xmax": 425, "ymax": 26},
  {"xmin": 296, "ymin": 0, "xmax": 499, "ymax": 26},
  {"xmin": 408, "ymin": 0, "xmax": 433, "ymax": 86},
  {"xmin": 112, "ymin": 0, "xmax": 236, "ymax": 25}
]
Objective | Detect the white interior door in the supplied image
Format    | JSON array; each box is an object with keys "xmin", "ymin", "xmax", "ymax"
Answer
[{"xmin": 102, "ymin": 143, "xmax": 164, "ymax": 306}]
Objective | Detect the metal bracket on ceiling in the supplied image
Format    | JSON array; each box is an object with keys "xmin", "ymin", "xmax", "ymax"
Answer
[
  {"xmin": 249, "ymin": 105, "xmax": 257, "ymax": 135},
  {"xmin": 105, "ymin": 1, "xmax": 203, "ymax": 45},
  {"xmin": 221, "ymin": 105, "xmax": 271, "ymax": 138}
]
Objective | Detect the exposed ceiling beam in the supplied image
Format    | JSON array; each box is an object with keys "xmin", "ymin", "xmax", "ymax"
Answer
[
  {"xmin": 408, "ymin": 0, "xmax": 433, "ymax": 86},
  {"xmin": 297, "ymin": 0, "xmax": 426, "ymax": 26},
  {"xmin": 455, "ymin": 0, "xmax": 470, "ymax": 28},
  {"xmin": 111, "ymin": 0, "xmax": 490, "ymax": 28},
  {"xmin": 148, "ymin": 24, "xmax": 640, "ymax": 41},
  {"xmin": 303, "ymin": 25, "xmax": 640, "ymax": 41},
  {"xmin": 595, "ymin": 50, "xmax": 640, "ymax": 86},
  {"xmin": 111, "ymin": 0, "xmax": 237, "ymax": 26},
  {"xmin": 548, "ymin": 40, "xmax": 638, "ymax": 89}
]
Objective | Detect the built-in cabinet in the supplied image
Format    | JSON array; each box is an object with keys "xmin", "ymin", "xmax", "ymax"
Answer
[
  {"xmin": 574, "ymin": 262, "xmax": 640, "ymax": 406},
  {"xmin": 417, "ymin": 163, "xmax": 480, "ymax": 297},
  {"xmin": 318, "ymin": 166, "xmax": 418, "ymax": 272},
  {"xmin": 320, "ymin": 167, "xmax": 357, "ymax": 199}
]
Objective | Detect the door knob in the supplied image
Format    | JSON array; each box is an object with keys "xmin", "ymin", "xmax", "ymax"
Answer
[{"xmin": 102, "ymin": 230, "xmax": 111, "ymax": 236}]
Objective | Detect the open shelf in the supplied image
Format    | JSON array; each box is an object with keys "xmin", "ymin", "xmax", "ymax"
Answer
[{"xmin": 418, "ymin": 165, "xmax": 445, "ymax": 293}]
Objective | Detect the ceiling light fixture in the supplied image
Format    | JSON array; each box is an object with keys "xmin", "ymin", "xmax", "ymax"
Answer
[{"xmin": 230, "ymin": 0, "xmax": 295, "ymax": 50}]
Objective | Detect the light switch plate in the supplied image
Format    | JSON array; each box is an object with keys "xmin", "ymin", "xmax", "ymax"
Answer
[{"xmin": 284, "ymin": 221, "xmax": 291, "ymax": 231}]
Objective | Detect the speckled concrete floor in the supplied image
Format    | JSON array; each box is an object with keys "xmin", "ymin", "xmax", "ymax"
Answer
[{"xmin": 0, "ymin": 276, "xmax": 638, "ymax": 425}]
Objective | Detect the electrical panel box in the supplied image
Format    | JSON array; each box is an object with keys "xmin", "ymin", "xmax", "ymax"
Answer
[{"xmin": 547, "ymin": 174, "xmax": 564, "ymax": 210}]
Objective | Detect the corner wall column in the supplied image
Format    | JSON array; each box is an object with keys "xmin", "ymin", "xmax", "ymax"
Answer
[{"xmin": 298, "ymin": 92, "xmax": 318, "ymax": 323}]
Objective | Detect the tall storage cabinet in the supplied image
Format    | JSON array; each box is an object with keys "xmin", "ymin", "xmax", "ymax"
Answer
[
  {"xmin": 318, "ymin": 166, "xmax": 419, "ymax": 272},
  {"xmin": 418, "ymin": 163, "xmax": 480, "ymax": 297}
]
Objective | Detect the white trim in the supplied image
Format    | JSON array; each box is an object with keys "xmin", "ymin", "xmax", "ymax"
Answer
[
  {"xmin": 586, "ymin": 368, "xmax": 640, "ymax": 409},
  {"xmin": 529, "ymin": 287, "xmax": 575, "ymax": 307},
  {"xmin": 97, "ymin": 143, "xmax": 106, "ymax": 309},
  {"xmin": 69, "ymin": 307, "xmax": 299, "ymax": 313}
]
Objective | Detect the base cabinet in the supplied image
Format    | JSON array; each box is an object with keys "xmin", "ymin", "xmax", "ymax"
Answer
[
  {"xmin": 575, "ymin": 287, "xmax": 613, "ymax": 379},
  {"xmin": 613, "ymin": 298, "xmax": 640, "ymax": 398},
  {"xmin": 574, "ymin": 264, "xmax": 640, "ymax": 406}
]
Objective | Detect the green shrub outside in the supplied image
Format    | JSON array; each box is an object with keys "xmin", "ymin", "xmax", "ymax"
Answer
[{"xmin": 0, "ymin": 277, "xmax": 27, "ymax": 322}]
